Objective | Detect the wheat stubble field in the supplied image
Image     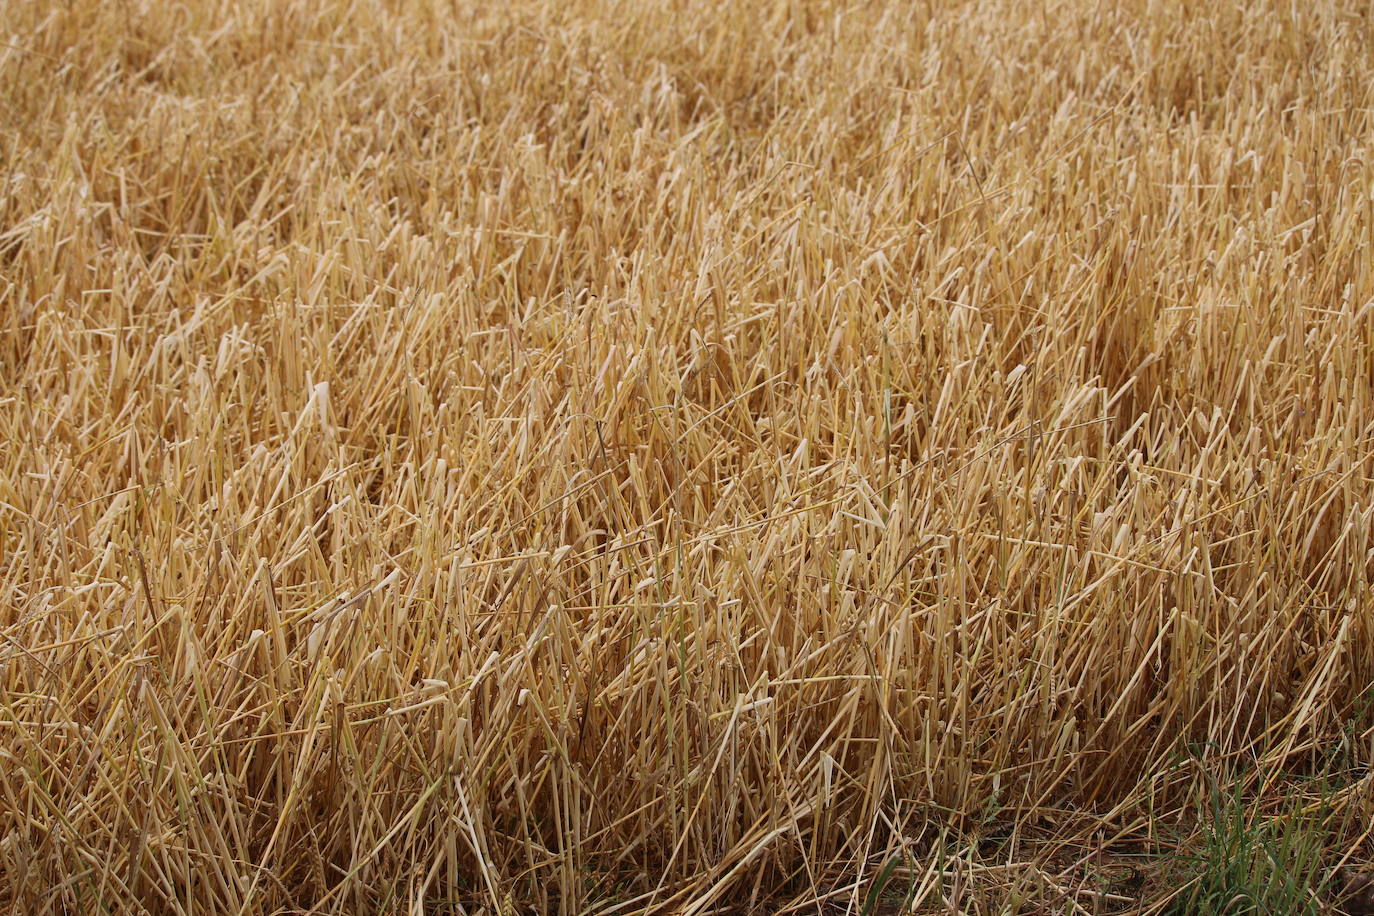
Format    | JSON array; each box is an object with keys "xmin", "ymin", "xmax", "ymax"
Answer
[{"xmin": 2, "ymin": 0, "xmax": 1374, "ymax": 913}]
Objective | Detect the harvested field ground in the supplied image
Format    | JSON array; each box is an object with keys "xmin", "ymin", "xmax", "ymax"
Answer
[{"xmin": 2, "ymin": 0, "xmax": 1373, "ymax": 913}]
